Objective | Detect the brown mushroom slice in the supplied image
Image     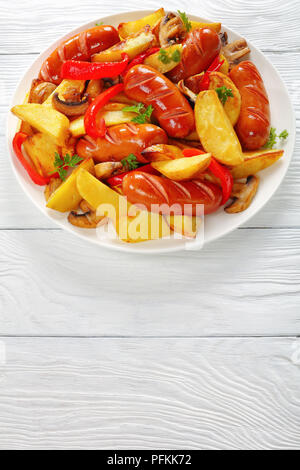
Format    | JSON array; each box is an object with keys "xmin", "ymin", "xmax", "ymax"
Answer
[
  {"xmin": 29, "ymin": 79, "xmax": 57, "ymax": 104},
  {"xmin": 68, "ymin": 201, "xmax": 108, "ymax": 229},
  {"xmin": 44, "ymin": 178, "xmax": 62, "ymax": 202},
  {"xmin": 86, "ymin": 79, "xmax": 104, "ymax": 100},
  {"xmin": 177, "ymin": 79, "xmax": 197, "ymax": 103},
  {"xmin": 159, "ymin": 12, "xmax": 186, "ymax": 47},
  {"xmin": 225, "ymin": 175, "xmax": 259, "ymax": 213},
  {"xmin": 95, "ymin": 162, "xmax": 123, "ymax": 180},
  {"xmin": 52, "ymin": 92, "xmax": 89, "ymax": 117},
  {"xmin": 222, "ymin": 39, "xmax": 251, "ymax": 68}
]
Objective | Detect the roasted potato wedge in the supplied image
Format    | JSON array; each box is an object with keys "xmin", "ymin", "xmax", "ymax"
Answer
[
  {"xmin": 142, "ymin": 144, "xmax": 183, "ymax": 162},
  {"xmin": 144, "ymin": 44, "xmax": 183, "ymax": 74},
  {"xmin": 47, "ymin": 158, "xmax": 94, "ymax": 213},
  {"xmin": 151, "ymin": 154, "xmax": 212, "ymax": 181},
  {"xmin": 11, "ymin": 104, "xmax": 70, "ymax": 146},
  {"xmin": 23, "ymin": 133, "xmax": 59, "ymax": 176},
  {"xmin": 219, "ymin": 54, "xmax": 229, "ymax": 75},
  {"xmin": 43, "ymin": 79, "xmax": 85, "ymax": 107},
  {"xmin": 231, "ymin": 149, "xmax": 284, "ymax": 179},
  {"xmin": 195, "ymin": 90, "xmax": 244, "ymax": 166},
  {"xmin": 208, "ymin": 72, "xmax": 241, "ymax": 126},
  {"xmin": 190, "ymin": 21, "xmax": 221, "ymax": 33},
  {"xmin": 118, "ymin": 8, "xmax": 165, "ymax": 38},
  {"xmin": 92, "ymin": 28, "xmax": 155, "ymax": 62},
  {"xmin": 165, "ymin": 215, "xmax": 201, "ymax": 238}
]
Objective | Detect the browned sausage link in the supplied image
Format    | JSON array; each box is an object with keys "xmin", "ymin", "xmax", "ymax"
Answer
[
  {"xmin": 39, "ymin": 26, "xmax": 120, "ymax": 85},
  {"xmin": 124, "ymin": 64, "xmax": 195, "ymax": 138},
  {"xmin": 229, "ymin": 61, "xmax": 270, "ymax": 150},
  {"xmin": 76, "ymin": 123, "xmax": 168, "ymax": 163}
]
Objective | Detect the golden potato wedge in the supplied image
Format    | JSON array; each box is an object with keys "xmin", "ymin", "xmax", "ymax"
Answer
[
  {"xmin": 142, "ymin": 144, "xmax": 183, "ymax": 162},
  {"xmin": 231, "ymin": 149, "xmax": 284, "ymax": 179},
  {"xmin": 190, "ymin": 21, "xmax": 221, "ymax": 33},
  {"xmin": 151, "ymin": 154, "xmax": 212, "ymax": 181},
  {"xmin": 46, "ymin": 158, "xmax": 95, "ymax": 213},
  {"xmin": 195, "ymin": 90, "xmax": 244, "ymax": 166},
  {"xmin": 144, "ymin": 45, "xmax": 183, "ymax": 74},
  {"xmin": 118, "ymin": 8, "xmax": 165, "ymax": 38},
  {"xmin": 208, "ymin": 72, "xmax": 241, "ymax": 126},
  {"xmin": 165, "ymin": 215, "xmax": 201, "ymax": 238},
  {"xmin": 11, "ymin": 104, "xmax": 70, "ymax": 146},
  {"xmin": 110, "ymin": 92, "xmax": 139, "ymax": 106},
  {"xmin": 23, "ymin": 133, "xmax": 59, "ymax": 176},
  {"xmin": 92, "ymin": 28, "xmax": 155, "ymax": 62},
  {"xmin": 69, "ymin": 103, "xmax": 137, "ymax": 137},
  {"xmin": 43, "ymin": 79, "xmax": 85, "ymax": 107},
  {"xmin": 76, "ymin": 169, "xmax": 170, "ymax": 242}
]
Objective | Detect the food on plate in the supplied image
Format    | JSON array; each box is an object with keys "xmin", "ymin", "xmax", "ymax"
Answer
[
  {"xmin": 167, "ymin": 28, "xmax": 221, "ymax": 83},
  {"xmin": 11, "ymin": 103, "xmax": 70, "ymax": 146},
  {"xmin": 10, "ymin": 9, "xmax": 288, "ymax": 243},
  {"xmin": 124, "ymin": 64, "xmax": 195, "ymax": 138},
  {"xmin": 151, "ymin": 154, "xmax": 212, "ymax": 181},
  {"xmin": 118, "ymin": 8, "xmax": 165, "ymax": 39},
  {"xmin": 229, "ymin": 61, "xmax": 271, "ymax": 150},
  {"xmin": 39, "ymin": 25, "xmax": 119, "ymax": 85},
  {"xmin": 195, "ymin": 90, "xmax": 244, "ymax": 166}
]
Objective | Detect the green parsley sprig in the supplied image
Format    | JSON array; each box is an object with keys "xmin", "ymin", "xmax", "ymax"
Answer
[
  {"xmin": 123, "ymin": 103, "xmax": 154, "ymax": 124},
  {"xmin": 177, "ymin": 10, "xmax": 192, "ymax": 33},
  {"xmin": 121, "ymin": 154, "xmax": 139, "ymax": 171},
  {"xmin": 95, "ymin": 22, "xmax": 104, "ymax": 26},
  {"xmin": 158, "ymin": 48, "xmax": 181, "ymax": 64},
  {"xmin": 216, "ymin": 86, "xmax": 234, "ymax": 105},
  {"xmin": 264, "ymin": 128, "xmax": 289, "ymax": 149},
  {"xmin": 51, "ymin": 152, "xmax": 83, "ymax": 181}
]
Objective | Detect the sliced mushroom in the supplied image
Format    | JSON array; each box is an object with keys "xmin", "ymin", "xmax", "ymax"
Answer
[
  {"xmin": 52, "ymin": 92, "xmax": 89, "ymax": 117},
  {"xmin": 159, "ymin": 12, "xmax": 186, "ymax": 47},
  {"xmin": 29, "ymin": 79, "xmax": 57, "ymax": 104},
  {"xmin": 44, "ymin": 178, "xmax": 62, "ymax": 202},
  {"xmin": 219, "ymin": 31, "xmax": 228, "ymax": 47},
  {"xmin": 68, "ymin": 200, "xmax": 107, "ymax": 229},
  {"xmin": 222, "ymin": 39, "xmax": 251, "ymax": 68},
  {"xmin": 86, "ymin": 79, "xmax": 104, "ymax": 100},
  {"xmin": 225, "ymin": 175, "xmax": 259, "ymax": 213},
  {"xmin": 95, "ymin": 162, "xmax": 123, "ymax": 180},
  {"xmin": 177, "ymin": 79, "xmax": 197, "ymax": 103}
]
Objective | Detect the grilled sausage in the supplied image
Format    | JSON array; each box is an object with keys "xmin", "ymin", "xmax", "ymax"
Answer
[
  {"xmin": 76, "ymin": 123, "xmax": 168, "ymax": 163},
  {"xmin": 122, "ymin": 171, "xmax": 222, "ymax": 215},
  {"xmin": 124, "ymin": 64, "xmax": 195, "ymax": 138},
  {"xmin": 167, "ymin": 28, "xmax": 221, "ymax": 83},
  {"xmin": 229, "ymin": 61, "xmax": 270, "ymax": 150},
  {"xmin": 39, "ymin": 25, "xmax": 120, "ymax": 85}
]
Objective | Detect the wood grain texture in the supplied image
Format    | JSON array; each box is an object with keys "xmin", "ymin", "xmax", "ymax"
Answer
[
  {"xmin": 0, "ymin": 229, "xmax": 299, "ymax": 337},
  {"xmin": 0, "ymin": 0, "xmax": 299, "ymax": 53},
  {"xmin": 0, "ymin": 337, "xmax": 299, "ymax": 450}
]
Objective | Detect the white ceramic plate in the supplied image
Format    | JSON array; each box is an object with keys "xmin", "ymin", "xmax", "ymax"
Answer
[{"xmin": 7, "ymin": 10, "xmax": 296, "ymax": 254}]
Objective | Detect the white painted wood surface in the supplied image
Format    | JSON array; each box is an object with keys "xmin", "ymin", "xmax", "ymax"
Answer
[{"xmin": 0, "ymin": 0, "xmax": 300, "ymax": 450}]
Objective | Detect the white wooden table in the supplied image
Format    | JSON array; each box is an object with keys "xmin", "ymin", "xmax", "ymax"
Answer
[{"xmin": 0, "ymin": 0, "xmax": 300, "ymax": 450}]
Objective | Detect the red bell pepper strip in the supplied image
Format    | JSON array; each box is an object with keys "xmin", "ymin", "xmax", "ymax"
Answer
[
  {"xmin": 107, "ymin": 164, "xmax": 159, "ymax": 187},
  {"xmin": 84, "ymin": 83, "xmax": 124, "ymax": 139},
  {"xmin": 182, "ymin": 148, "xmax": 206, "ymax": 158},
  {"xmin": 121, "ymin": 47, "xmax": 160, "ymax": 79},
  {"xmin": 12, "ymin": 132, "xmax": 51, "ymax": 186},
  {"xmin": 199, "ymin": 55, "xmax": 225, "ymax": 91},
  {"xmin": 208, "ymin": 157, "xmax": 233, "ymax": 205},
  {"xmin": 61, "ymin": 53, "xmax": 129, "ymax": 80}
]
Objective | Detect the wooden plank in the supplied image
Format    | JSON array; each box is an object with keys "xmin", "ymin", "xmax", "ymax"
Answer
[
  {"xmin": 0, "ymin": 0, "xmax": 299, "ymax": 53},
  {"xmin": 0, "ymin": 229, "xmax": 299, "ymax": 337},
  {"xmin": 0, "ymin": 337, "xmax": 299, "ymax": 449}
]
